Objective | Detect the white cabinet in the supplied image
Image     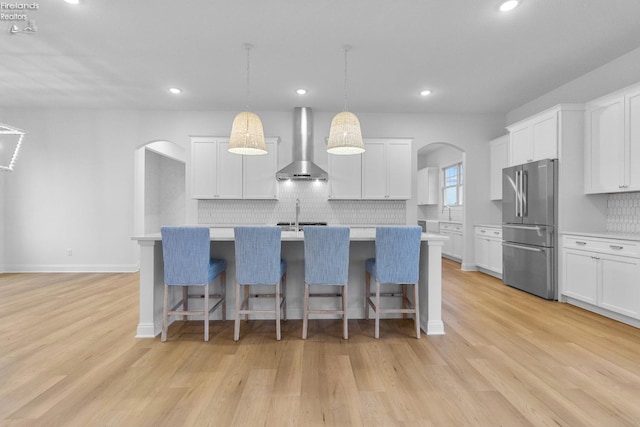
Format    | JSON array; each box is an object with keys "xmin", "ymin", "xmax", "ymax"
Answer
[
  {"xmin": 585, "ymin": 83, "xmax": 640, "ymax": 194},
  {"xmin": 417, "ymin": 167, "xmax": 438, "ymax": 205},
  {"xmin": 489, "ymin": 135, "xmax": 508, "ymax": 200},
  {"xmin": 191, "ymin": 137, "xmax": 243, "ymax": 199},
  {"xmin": 507, "ymin": 108, "xmax": 558, "ymax": 166},
  {"xmin": 328, "ymin": 151, "xmax": 362, "ymax": 199},
  {"xmin": 362, "ymin": 139, "xmax": 411, "ymax": 200},
  {"xmin": 191, "ymin": 136, "xmax": 278, "ymax": 200},
  {"xmin": 562, "ymin": 234, "xmax": 640, "ymax": 324},
  {"xmin": 440, "ymin": 222, "xmax": 463, "ymax": 261},
  {"xmin": 474, "ymin": 226, "xmax": 503, "ymax": 276},
  {"xmin": 243, "ymin": 138, "xmax": 278, "ymax": 199}
]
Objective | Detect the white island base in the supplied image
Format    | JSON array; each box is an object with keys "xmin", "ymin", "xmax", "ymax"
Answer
[{"xmin": 133, "ymin": 228, "xmax": 447, "ymax": 338}]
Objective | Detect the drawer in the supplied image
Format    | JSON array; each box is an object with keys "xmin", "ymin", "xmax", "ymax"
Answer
[
  {"xmin": 440, "ymin": 222, "xmax": 463, "ymax": 233},
  {"xmin": 475, "ymin": 227, "xmax": 502, "ymax": 239},
  {"xmin": 563, "ymin": 236, "xmax": 640, "ymax": 258}
]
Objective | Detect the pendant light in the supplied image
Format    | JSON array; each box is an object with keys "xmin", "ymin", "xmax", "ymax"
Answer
[
  {"xmin": 327, "ymin": 45, "xmax": 365, "ymax": 155},
  {"xmin": 228, "ymin": 43, "xmax": 267, "ymax": 155}
]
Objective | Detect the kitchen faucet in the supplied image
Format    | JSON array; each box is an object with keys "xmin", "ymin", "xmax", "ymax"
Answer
[
  {"xmin": 295, "ymin": 198, "xmax": 300, "ymax": 231},
  {"xmin": 442, "ymin": 204, "xmax": 452, "ymax": 221}
]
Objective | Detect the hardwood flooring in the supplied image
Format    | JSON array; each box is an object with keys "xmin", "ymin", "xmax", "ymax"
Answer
[{"xmin": 1, "ymin": 259, "xmax": 640, "ymax": 426}]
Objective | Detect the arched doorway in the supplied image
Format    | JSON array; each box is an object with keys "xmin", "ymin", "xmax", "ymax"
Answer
[
  {"xmin": 417, "ymin": 142, "xmax": 466, "ymax": 266},
  {"xmin": 134, "ymin": 140, "xmax": 186, "ymax": 237}
]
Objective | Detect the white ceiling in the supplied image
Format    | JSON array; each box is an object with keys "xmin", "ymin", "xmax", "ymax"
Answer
[{"xmin": 2, "ymin": 0, "xmax": 640, "ymax": 114}]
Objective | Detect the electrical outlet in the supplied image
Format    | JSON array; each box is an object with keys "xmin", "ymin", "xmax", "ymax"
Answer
[{"xmin": 67, "ymin": 248, "xmax": 73, "ymax": 256}]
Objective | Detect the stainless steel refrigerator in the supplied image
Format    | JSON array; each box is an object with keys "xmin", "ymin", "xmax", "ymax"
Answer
[{"xmin": 502, "ymin": 158, "xmax": 557, "ymax": 300}]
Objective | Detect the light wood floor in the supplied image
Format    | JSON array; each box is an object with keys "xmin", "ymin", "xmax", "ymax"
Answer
[{"xmin": 1, "ymin": 259, "xmax": 640, "ymax": 426}]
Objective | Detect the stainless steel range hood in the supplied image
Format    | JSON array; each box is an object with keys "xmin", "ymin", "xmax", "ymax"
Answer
[{"xmin": 276, "ymin": 107, "xmax": 328, "ymax": 181}]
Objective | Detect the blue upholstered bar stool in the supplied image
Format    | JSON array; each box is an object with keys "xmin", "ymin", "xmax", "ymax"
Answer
[
  {"xmin": 302, "ymin": 226, "xmax": 350, "ymax": 340},
  {"xmin": 160, "ymin": 226, "xmax": 227, "ymax": 342},
  {"xmin": 365, "ymin": 226, "xmax": 422, "ymax": 339},
  {"xmin": 233, "ymin": 226, "xmax": 287, "ymax": 341}
]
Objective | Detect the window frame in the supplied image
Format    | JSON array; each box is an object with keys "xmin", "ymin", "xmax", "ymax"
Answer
[{"xmin": 442, "ymin": 162, "xmax": 463, "ymax": 207}]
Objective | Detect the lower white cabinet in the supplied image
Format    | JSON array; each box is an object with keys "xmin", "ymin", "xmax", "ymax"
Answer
[
  {"xmin": 562, "ymin": 234, "xmax": 640, "ymax": 325},
  {"xmin": 474, "ymin": 226, "xmax": 503, "ymax": 276},
  {"xmin": 440, "ymin": 222, "xmax": 463, "ymax": 261}
]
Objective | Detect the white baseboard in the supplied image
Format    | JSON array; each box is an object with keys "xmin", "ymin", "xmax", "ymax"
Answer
[{"xmin": 3, "ymin": 264, "xmax": 139, "ymax": 273}]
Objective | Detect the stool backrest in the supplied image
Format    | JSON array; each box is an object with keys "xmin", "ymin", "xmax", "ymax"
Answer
[
  {"xmin": 234, "ymin": 226, "xmax": 282, "ymax": 285},
  {"xmin": 161, "ymin": 226, "xmax": 211, "ymax": 285},
  {"xmin": 374, "ymin": 226, "xmax": 422, "ymax": 284},
  {"xmin": 304, "ymin": 226, "xmax": 350, "ymax": 285}
]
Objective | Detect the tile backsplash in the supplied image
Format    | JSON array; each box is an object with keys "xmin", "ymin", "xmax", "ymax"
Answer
[
  {"xmin": 198, "ymin": 180, "xmax": 406, "ymax": 225},
  {"xmin": 607, "ymin": 192, "xmax": 640, "ymax": 234}
]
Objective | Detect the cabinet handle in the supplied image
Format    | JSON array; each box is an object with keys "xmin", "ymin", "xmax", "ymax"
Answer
[
  {"xmin": 493, "ymin": 231, "xmax": 500, "ymax": 235},
  {"xmin": 591, "ymin": 256, "xmax": 600, "ymax": 260},
  {"xmin": 480, "ymin": 230, "xmax": 486, "ymax": 233},
  {"xmin": 610, "ymin": 245, "xmax": 624, "ymax": 250},
  {"xmin": 575, "ymin": 241, "xmax": 587, "ymax": 246}
]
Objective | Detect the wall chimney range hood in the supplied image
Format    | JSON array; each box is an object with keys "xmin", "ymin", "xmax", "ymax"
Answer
[{"xmin": 276, "ymin": 107, "xmax": 328, "ymax": 181}]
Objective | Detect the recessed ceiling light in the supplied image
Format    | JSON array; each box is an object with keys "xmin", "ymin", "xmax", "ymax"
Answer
[
  {"xmin": 420, "ymin": 90, "xmax": 432, "ymax": 97},
  {"xmin": 296, "ymin": 89, "xmax": 307, "ymax": 95},
  {"xmin": 169, "ymin": 87, "xmax": 182, "ymax": 95},
  {"xmin": 499, "ymin": 0, "xmax": 520, "ymax": 12},
  {"xmin": 65, "ymin": 0, "xmax": 80, "ymax": 4}
]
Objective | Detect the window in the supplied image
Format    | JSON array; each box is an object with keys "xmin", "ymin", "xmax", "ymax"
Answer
[{"xmin": 443, "ymin": 162, "xmax": 463, "ymax": 206}]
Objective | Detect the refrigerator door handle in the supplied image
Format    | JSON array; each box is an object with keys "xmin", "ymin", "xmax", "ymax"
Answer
[
  {"xmin": 502, "ymin": 224, "xmax": 543, "ymax": 231},
  {"xmin": 503, "ymin": 242, "xmax": 545, "ymax": 253},
  {"xmin": 522, "ymin": 170, "xmax": 528, "ymax": 218},
  {"xmin": 515, "ymin": 170, "xmax": 522, "ymax": 218}
]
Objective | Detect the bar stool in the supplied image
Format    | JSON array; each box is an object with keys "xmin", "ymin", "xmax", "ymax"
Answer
[
  {"xmin": 365, "ymin": 226, "xmax": 422, "ymax": 339},
  {"xmin": 160, "ymin": 226, "xmax": 227, "ymax": 342},
  {"xmin": 233, "ymin": 226, "xmax": 287, "ymax": 341},
  {"xmin": 302, "ymin": 226, "xmax": 350, "ymax": 339}
]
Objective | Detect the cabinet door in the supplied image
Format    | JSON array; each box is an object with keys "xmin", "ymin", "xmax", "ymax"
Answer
[
  {"xmin": 490, "ymin": 136, "xmax": 508, "ymax": 200},
  {"xmin": 417, "ymin": 167, "xmax": 438, "ymax": 205},
  {"xmin": 488, "ymin": 239, "xmax": 503, "ymax": 274},
  {"xmin": 216, "ymin": 141, "xmax": 244, "ymax": 199},
  {"xmin": 532, "ymin": 114, "xmax": 557, "ymax": 160},
  {"xmin": 475, "ymin": 236, "xmax": 489, "ymax": 269},
  {"xmin": 328, "ymin": 152, "xmax": 362, "ymax": 199},
  {"xmin": 510, "ymin": 126, "xmax": 532, "ymax": 166},
  {"xmin": 563, "ymin": 249, "xmax": 598, "ymax": 304},
  {"xmin": 625, "ymin": 88, "xmax": 640, "ymax": 191},
  {"xmin": 452, "ymin": 233, "xmax": 463, "ymax": 260},
  {"xmin": 191, "ymin": 138, "xmax": 217, "ymax": 199},
  {"xmin": 599, "ymin": 254, "xmax": 640, "ymax": 318},
  {"xmin": 585, "ymin": 97, "xmax": 625, "ymax": 193},
  {"xmin": 243, "ymin": 139, "xmax": 278, "ymax": 199},
  {"xmin": 387, "ymin": 141, "xmax": 411, "ymax": 199},
  {"xmin": 362, "ymin": 141, "xmax": 387, "ymax": 199}
]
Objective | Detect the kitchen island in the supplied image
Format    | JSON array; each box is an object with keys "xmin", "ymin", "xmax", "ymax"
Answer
[{"xmin": 132, "ymin": 227, "xmax": 447, "ymax": 338}]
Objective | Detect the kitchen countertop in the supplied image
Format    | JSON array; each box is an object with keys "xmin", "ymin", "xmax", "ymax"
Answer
[
  {"xmin": 475, "ymin": 224, "xmax": 501, "ymax": 228},
  {"xmin": 561, "ymin": 231, "xmax": 640, "ymax": 242},
  {"xmin": 133, "ymin": 227, "xmax": 448, "ymax": 242}
]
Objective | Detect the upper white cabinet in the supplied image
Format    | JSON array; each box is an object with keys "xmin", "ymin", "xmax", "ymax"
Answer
[
  {"xmin": 417, "ymin": 167, "xmax": 438, "ymax": 205},
  {"xmin": 584, "ymin": 83, "xmax": 640, "ymax": 194},
  {"xmin": 191, "ymin": 136, "xmax": 279, "ymax": 200},
  {"xmin": 191, "ymin": 137, "xmax": 243, "ymax": 199},
  {"xmin": 507, "ymin": 108, "xmax": 558, "ymax": 166},
  {"xmin": 329, "ymin": 138, "xmax": 412, "ymax": 200},
  {"xmin": 328, "ymin": 151, "xmax": 362, "ymax": 199},
  {"xmin": 243, "ymin": 139, "xmax": 279, "ymax": 199},
  {"xmin": 489, "ymin": 135, "xmax": 508, "ymax": 200},
  {"xmin": 362, "ymin": 139, "xmax": 412, "ymax": 200}
]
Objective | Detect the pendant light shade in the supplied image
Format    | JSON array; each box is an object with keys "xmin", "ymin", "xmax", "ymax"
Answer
[
  {"xmin": 327, "ymin": 111, "xmax": 364, "ymax": 155},
  {"xmin": 228, "ymin": 44, "xmax": 267, "ymax": 155},
  {"xmin": 327, "ymin": 45, "xmax": 365, "ymax": 155},
  {"xmin": 228, "ymin": 111, "xmax": 267, "ymax": 155}
]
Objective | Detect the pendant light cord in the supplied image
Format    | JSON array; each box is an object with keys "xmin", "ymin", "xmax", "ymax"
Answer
[
  {"xmin": 245, "ymin": 44, "xmax": 252, "ymax": 112},
  {"xmin": 343, "ymin": 45, "xmax": 349, "ymax": 112}
]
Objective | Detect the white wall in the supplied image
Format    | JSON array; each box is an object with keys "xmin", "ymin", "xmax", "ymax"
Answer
[
  {"xmin": 144, "ymin": 150, "xmax": 185, "ymax": 234},
  {"xmin": 0, "ymin": 172, "xmax": 4, "ymax": 272},
  {"xmin": 507, "ymin": 46, "xmax": 640, "ymax": 124},
  {"xmin": 0, "ymin": 107, "xmax": 504, "ymax": 272}
]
